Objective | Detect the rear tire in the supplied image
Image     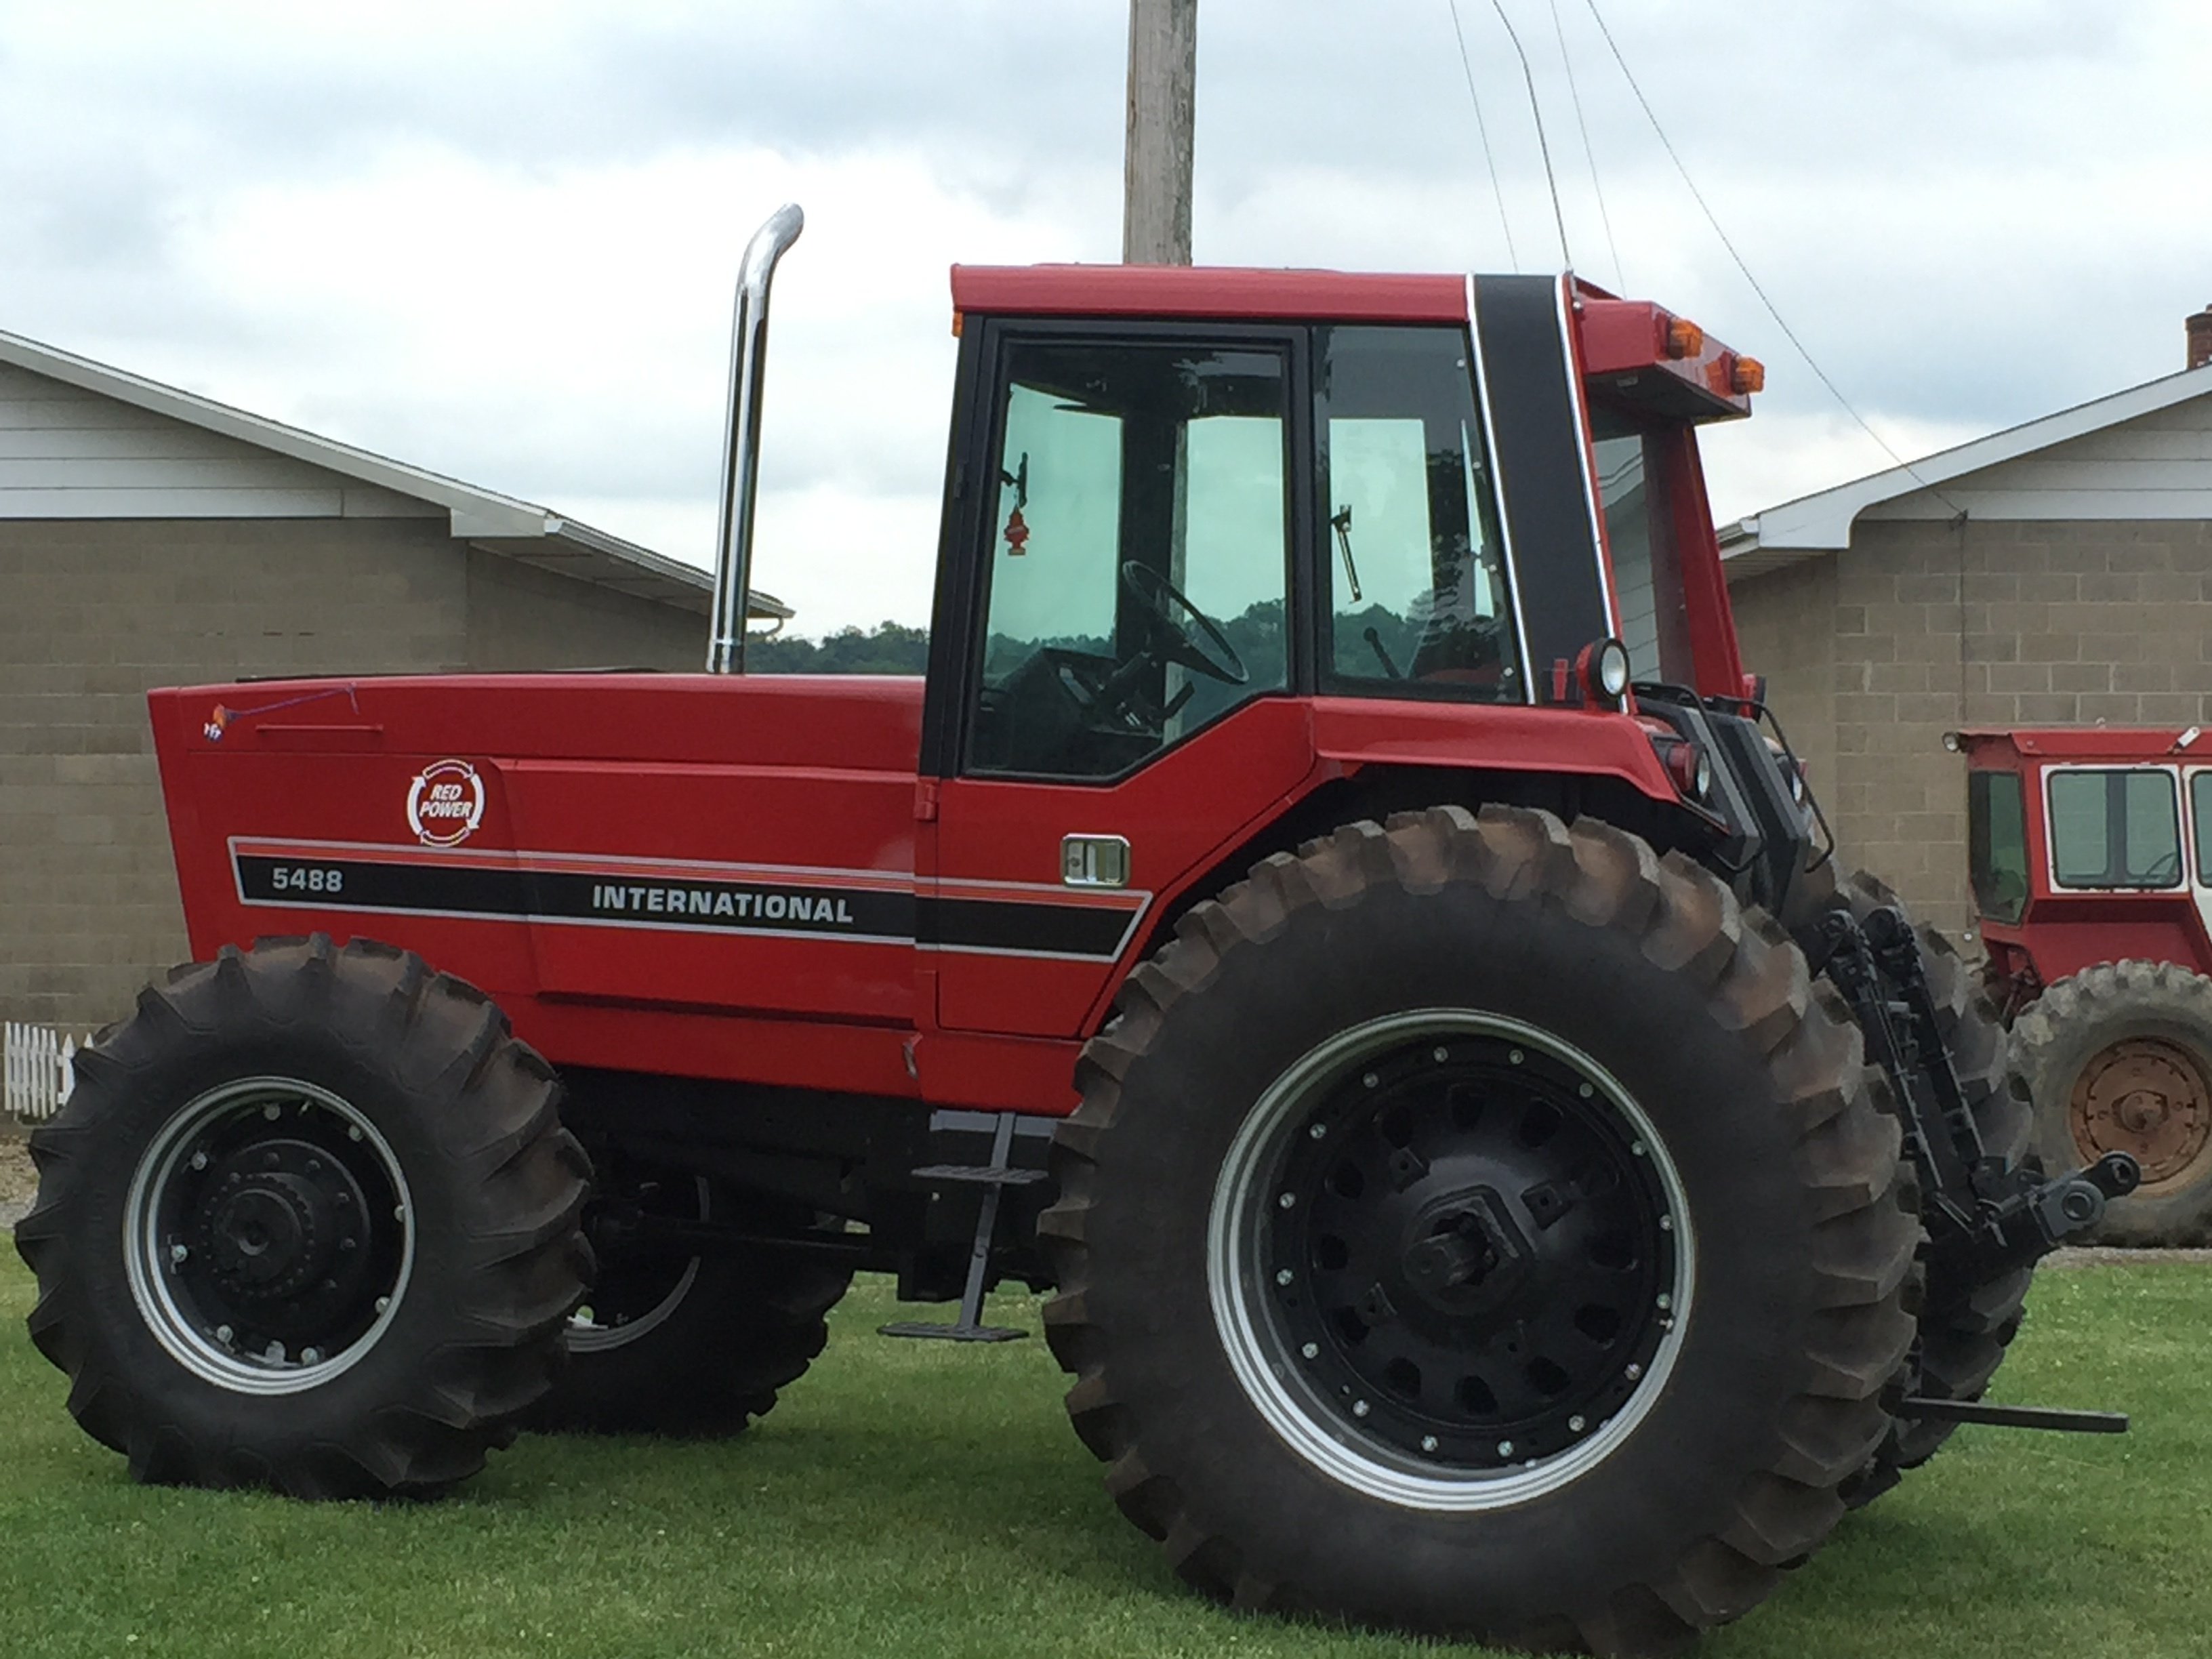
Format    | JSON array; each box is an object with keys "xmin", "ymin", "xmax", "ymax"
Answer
[
  {"xmin": 2013, "ymin": 960, "xmax": 2212, "ymax": 1246},
  {"xmin": 531, "ymin": 1176, "xmax": 850, "ymax": 1435},
  {"xmin": 1042, "ymin": 807, "xmax": 1915, "ymax": 1653},
  {"xmin": 14, "ymin": 936, "xmax": 592, "ymax": 1498}
]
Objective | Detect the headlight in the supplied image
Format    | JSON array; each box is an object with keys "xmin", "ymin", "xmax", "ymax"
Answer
[{"xmin": 1576, "ymin": 637, "xmax": 1632, "ymax": 709}]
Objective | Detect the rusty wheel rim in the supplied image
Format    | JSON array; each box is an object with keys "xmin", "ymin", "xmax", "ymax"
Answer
[{"xmin": 2070, "ymin": 1037, "xmax": 2212, "ymax": 1189}]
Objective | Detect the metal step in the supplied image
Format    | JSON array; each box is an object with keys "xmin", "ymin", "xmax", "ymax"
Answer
[{"xmin": 879, "ymin": 1111, "xmax": 1030, "ymax": 1343}]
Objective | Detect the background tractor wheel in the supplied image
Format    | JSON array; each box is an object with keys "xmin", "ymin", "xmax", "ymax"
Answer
[
  {"xmin": 1824, "ymin": 874, "xmax": 2036, "ymax": 1507},
  {"xmin": 14, "ymin": 935, "xmax": 592, "ymax": 1499},
  {"xmin": 1042, "ymin": 806, "xmax": 1916, "ymax": 1654},
  {"xmin": 529, "ymin": 1174, "xmax": 849, "ymax": 1436},
  {"xmin": 2013, "ymin": 960, "xmax": 2212, "ymax": 1246}
]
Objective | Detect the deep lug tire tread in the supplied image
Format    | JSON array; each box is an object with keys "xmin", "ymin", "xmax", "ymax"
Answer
[
  {"xmin": 1041, "ymin": 806, "xmax": 1914, "ymax": 1654},
  {"xmin": 14, "ymin": 934, "xmax": 592, "ymax": 1499}
]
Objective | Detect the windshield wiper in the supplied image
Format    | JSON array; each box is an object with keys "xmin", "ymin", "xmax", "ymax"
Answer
[{"xmin": 1330, "ymin": 504, "xmax": 1362, "ymax": 603}]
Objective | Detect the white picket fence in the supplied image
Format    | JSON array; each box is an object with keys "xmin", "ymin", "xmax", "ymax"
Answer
[{"xmin": 4, "ymin": 1022, "xmax": 90, "ymax": 1122}]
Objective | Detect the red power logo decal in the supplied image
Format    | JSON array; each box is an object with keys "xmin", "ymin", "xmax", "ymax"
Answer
[{"xmin": 406, "ymin": 760, "xmax": 486, "ymax": 847}]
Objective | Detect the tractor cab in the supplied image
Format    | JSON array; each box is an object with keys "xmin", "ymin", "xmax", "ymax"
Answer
[
  {"xmin": 1956, "ymin": 724, "xmax": 2212, "ymax": 1008},
  {"xmin": 1957, "ymin": 725, "xmax": 2212, "ymax": 1241}
]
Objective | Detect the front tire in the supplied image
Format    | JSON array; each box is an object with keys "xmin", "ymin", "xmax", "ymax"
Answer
[
  {"xmin": 1042, "ymin": 808, "xmax": 1916, "ymax": 1653},
  {"xmin": 14, "ymin": 936, "xmax": 592, "ymax": 1498}
]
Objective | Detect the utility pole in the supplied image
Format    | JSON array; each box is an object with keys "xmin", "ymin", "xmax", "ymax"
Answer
[{"xmin": 1122, "ymin": 0, "xmax": 1196, "ymax": 264}]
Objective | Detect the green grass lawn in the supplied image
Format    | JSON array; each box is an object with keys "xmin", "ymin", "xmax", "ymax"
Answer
[{"xmin": 0, "ymin": 1256, "xmax": 2203, "ymax": 1659}]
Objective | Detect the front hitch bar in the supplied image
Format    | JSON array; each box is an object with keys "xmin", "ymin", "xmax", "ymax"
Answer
[{"xmin": 1814, "ymin": 899, "xmax": 2143, "ymax": 1300}]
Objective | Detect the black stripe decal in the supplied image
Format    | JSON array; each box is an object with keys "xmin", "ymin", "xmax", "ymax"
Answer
[
  {"xmin": 1471, "ymin": 273, "xmax": 1610, "ymax": 687},
  {"xmin": 914, "ymin": 897, "xmax": 1132, "ymax": 958},
  {"xmin": 235, "ymin": 854, "xmax": 1136, "ymax": 959}
]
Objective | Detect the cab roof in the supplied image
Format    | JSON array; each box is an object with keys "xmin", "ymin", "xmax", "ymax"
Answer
[
  {"xmin": 1952, "ymin": 726, "xmax": 2211, "ymax": 761},
  {"xmin": 947, "ymin": 265, "xmax": 1756, "ymax": 419}
]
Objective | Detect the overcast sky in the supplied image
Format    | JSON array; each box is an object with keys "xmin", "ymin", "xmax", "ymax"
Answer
[{"xmin": 5, "ymin": 1, "xmax": 2208, "ymax": 635}]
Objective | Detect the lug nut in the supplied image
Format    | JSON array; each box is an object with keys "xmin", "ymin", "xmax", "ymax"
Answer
[
  {"xmin": 1300, "ymin": 1342, "xmax": 1319, "ymax": 1360},
  {"xmin": 1509, "ymin": 1049, "xmax": 1524, "ymax": 1065},
  {"xmin": 1568, "ymin": 1415, "xmax": 1586, "ymax": 1433},
  {"xmin": 1361, "ymin": 1072, "xmax": 1380, "ymax": 1089},
  {"xmin": 1277, "ymin": 1192, "xmax": 1296, "ymax": 1210},
  {"xmin": 169, "ymin": 1244, "xmax": 189, "ymax": 1265},
  {"xmin": 264, "ymin": 1342, "xmax": 285, "ymax": 1362},
  {"xmin": 1578, "ymin": 1082, "xmax": 1594, "ymax": 1098},
  {"xmin": 1420, "ymin": 1435, "xmax": 1439, "ymax": 1453},
  {"xmin": 1275, "ymin": 1269, "xmax": 1293, "ymax": 1286},
  {"xmin": 1656, "ymin": 1294, "xmax": 1671, "ymax": 1311},
  {"xmin": 300, "ymin": 1348, "xmax": 321, "ymax": 1364},
  {"xmin": 1631, "ymin": 1140, "xmax": 1647, "ymax": 1158},
  {"xmin": 1625, "ymin": 1362, "xmax": 1643, "ymax": 1381},
  {"xmin": 1497, "ymin": 1439, "xmax": 1514, "ymax": 1457},
  {"xmin": 1432, "ymin": 1048, "xmax": 1449, "ymax": 1064},
  {"xmin": 1308, "ymin": 1123, "xmax": 1328, "ymax": 1140},
  {"xmin": 1352, "ymin": 1399, "xmax": 1370, "ymax": 1418},
  {"xmin": 375, "ymin": 1296, "xmax": 391, "ymax": 1314},
  {"xmin": 214, "ymin": 1324, "xmax": 233, "ymax": 1344},
  {"xmin": 263, "ymin": 1104, "xmax": 281, "ymax": 1120},
  {"xmin": 348, "ymin": 1126, "xmax": 364, "ymax": 1142},
  {"xmin": 189, "ymin": 1151, "xmax": 209, "ymax": 1172},
  {"xmin": 1658, "ymin": 1215, "xmax": 1673, "ymax": 1232},
  {"xmin": 393, "ymin": 1205, "xmax": 407, "ymax": 1222}
]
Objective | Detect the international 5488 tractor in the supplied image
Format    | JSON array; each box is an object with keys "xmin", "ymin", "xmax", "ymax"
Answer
[
  {"xmin": 18, "ymin": 208, "xmax": 2139, "ymax": 1654},
  {"xmin": 1959, "ymin": 724, "xmax": 2212, "ymax": 1243}
]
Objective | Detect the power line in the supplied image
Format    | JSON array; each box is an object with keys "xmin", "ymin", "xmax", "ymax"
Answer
[
  {"xmin": 1485, "ymin": 0, "xmax": 1572, "ymax": 270},
  {"xmin": 1548, "ymin": 0, "xmax": 1622, "ymax": 291},
  {"xmin": 1580, "ymin": 0, "xmax": 1959, "ymax": 508},
  {"xmin": 1445, "ymin": 0, "xmax": 1519, "ymax": 270}
]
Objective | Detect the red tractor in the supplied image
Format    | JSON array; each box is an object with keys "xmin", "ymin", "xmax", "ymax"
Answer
[
  {"xmin": 1959, "ymin": 724, "xmax": 2212, "ymax": 1242},
  {"xmin": 18, "ymin": 209, "xmax": 2137, "ymax": 1654}
]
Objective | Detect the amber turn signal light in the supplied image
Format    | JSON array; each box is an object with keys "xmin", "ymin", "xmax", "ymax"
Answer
[
  {"xmin": 1665, "ymin": 316, "xmax": 1704, "ymax": 360},
  {"xmin": 1732, "ymin": 356, "xmax": 1765, "ymax": 394}
]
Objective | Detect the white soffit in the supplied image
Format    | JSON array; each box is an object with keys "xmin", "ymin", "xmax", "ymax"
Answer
[
  {"xmin": 0, "ymin": 325, "xmax": 788, "ymax": 620},
  {"xmin": 1725, "ymin": 360, "xmax": 2212, "ymax": 575}
]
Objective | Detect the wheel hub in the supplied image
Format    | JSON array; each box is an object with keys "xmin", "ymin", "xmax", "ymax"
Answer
[
  {"xmin": 125, "ymin": 1080, "xmax": 412, "ymax": 1394},
  {"xmin": 1398, "ymin": 1188, "xmax": 1530, "ymax": 1318},
  {"xmin": 2071, "ymin": 1038, "xmax": 2212, "ymax": 1186}
]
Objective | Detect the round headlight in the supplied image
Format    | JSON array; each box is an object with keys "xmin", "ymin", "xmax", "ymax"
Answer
[
  {"xmin": 1594, "ymin": 638, "xmax": 1631, "ymax": 701},
  {"xmin": 1694, "ymin": 747, "xmax": 1714, "ymax": 800}
]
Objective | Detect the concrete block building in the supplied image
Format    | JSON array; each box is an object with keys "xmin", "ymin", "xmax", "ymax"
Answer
[
  {"xmin": 1, "ymin": 328, "xmax": 786, "ymax": 1031},
  {"xmin": 1723, "ymin": 307, "xmax": 2212, "ymax": 937}
]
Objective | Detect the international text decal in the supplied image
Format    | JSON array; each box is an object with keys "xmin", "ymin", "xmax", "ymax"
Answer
[{"xmin": 406, "ymin": 760, "xmax": 486, "ymax": 847}]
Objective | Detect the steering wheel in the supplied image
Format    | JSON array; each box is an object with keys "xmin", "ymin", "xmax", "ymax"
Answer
[{"xmin": 1118, "ymin": 562, "xmax": 1248, "ymax": 687}]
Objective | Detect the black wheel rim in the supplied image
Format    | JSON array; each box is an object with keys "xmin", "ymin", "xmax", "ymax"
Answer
[
  {"xmin": 1208, "ymin": 1010, "xmax": 1693, "ymax": 1509},
  {"xmin": 125, "ymin": 1077, "xmax": 413, "ymax": 1394}
]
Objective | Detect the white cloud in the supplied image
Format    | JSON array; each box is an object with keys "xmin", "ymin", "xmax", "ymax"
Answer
[{"xmin": 4, "ymin": 1, "xmax": 2210, "ymax": 634}]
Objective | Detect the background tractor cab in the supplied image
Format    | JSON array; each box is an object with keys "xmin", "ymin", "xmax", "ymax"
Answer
[{"xmin": 1959, "ymin": 725, "xmax": 2212, "ymax": 1240}]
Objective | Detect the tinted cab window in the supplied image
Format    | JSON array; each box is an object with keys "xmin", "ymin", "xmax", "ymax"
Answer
[
  {"xmin": 969, "ymin": 339, "xmax": 1290, "ymax": 779},
  {"xmin": 1315, "ymin": 326, "xmax": 1520, "ymax": 699},
  {"xmin": 2047, "ymin": 768, "xmax": 2182, "ymax": 888}
]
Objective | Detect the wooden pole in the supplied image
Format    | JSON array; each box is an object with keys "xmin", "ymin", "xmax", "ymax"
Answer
[{"xmin": 1122, "ymin": 0, "xmax": 1196, "ymax": 264}]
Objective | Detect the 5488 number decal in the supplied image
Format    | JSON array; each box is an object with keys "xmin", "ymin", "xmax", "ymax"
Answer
[{"xmin": 268, "ymin": 865, "xmax": 345, "ymax": 895}]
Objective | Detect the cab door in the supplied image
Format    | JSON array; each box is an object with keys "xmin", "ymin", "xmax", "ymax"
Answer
[{"xmin": 920, "ymin": 321, "xmax": 1315, "ymax": 1039}]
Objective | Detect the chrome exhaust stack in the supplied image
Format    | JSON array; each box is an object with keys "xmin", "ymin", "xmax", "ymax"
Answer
[{"xmin": 708, "ymin": 203, "xmax": 804, "ymax": 674}]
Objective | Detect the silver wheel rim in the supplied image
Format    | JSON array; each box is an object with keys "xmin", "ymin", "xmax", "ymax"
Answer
[
  {"xmin": 123, "ymin": 1076, "xmax": 415, "ymax": 1396},
  {"xmin": 567, "ymin": 1179, "xmax": 709, "ymax": 1353},
  {"xmin": 1206, "ymin": 1009, "xmax": 1696, "ymax": 1511}
]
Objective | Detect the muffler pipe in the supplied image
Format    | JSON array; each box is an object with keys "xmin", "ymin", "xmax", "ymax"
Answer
[{"xmin": 708, "ymin": 202, "xmax": 804, "ymax": 673}]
